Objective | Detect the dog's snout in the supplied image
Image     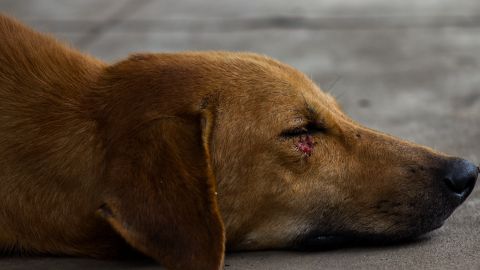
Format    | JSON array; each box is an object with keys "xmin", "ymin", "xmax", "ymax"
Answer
[{"xmin": 443, "ymin": 158, "xmax": 478, "ymax": 196}]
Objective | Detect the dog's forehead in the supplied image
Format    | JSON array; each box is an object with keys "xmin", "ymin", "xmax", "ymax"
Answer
[
  {"xmin": 259, "ymin": 66, "xmax": 341, "ymax": 118},
  {"xmin": 251, "ymin": 55, "xmax": 338, "ymax": 109},
  {"xmin": 280, "ymin": 86, "xmax": 342, "ymax": 126},
  {"xmin": 204, "ymin": 52, "xmax": 343, "ymax": 122},
  {"xmin": 232, "ymin": 72, "xmax": 341, "ymax": 128},
  {"xmin": 227, "ymin": 54, "xmax": 336, "ymax": 102}
]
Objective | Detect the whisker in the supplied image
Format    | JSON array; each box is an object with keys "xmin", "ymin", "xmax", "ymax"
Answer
[{"xmin": 325, "ymin": 74, "xmax": 342, "ymax": 93}]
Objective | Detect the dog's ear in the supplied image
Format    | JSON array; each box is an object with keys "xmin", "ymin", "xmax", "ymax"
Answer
[{"xmin": 98, "ymin": 110, "xmax": 225, "ymax": 270}]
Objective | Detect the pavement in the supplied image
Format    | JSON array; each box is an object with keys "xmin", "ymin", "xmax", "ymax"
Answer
[{"xmin": 1, "ymin": 0, "xmax": 480, "ymax": 269}]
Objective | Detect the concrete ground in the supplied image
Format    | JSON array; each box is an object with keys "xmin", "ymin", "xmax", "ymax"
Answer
[{"xmin": 1, "ymin": 0, "xmax": 480, "ymax": 269}]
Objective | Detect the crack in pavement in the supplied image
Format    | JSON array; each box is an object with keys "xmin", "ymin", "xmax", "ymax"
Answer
[
  {"xmin": 74, "ymin": 0, "xmax": 152, "ymax": 48},
  {"xmin": 26, "ymin": 14, "xmax": 480, "ymax": 35}
]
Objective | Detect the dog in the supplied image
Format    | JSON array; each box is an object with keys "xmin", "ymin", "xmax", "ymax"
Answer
[{"xmin": 0, "ymin": 14, "xmax": 478, "ymax": 270}]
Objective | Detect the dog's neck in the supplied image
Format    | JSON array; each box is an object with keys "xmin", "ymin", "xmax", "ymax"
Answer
[{"xmin": 0, "ymin": 15, "xmax": 106, "ymax": 102}]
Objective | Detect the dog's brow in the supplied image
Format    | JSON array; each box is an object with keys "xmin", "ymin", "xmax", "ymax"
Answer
[
  {"xmin": 302, "ymin": 102, "xmax": 324, "ymax": 124},
  {"xmin": 300, "ymin": 94, "xmax": 320, "ymax": 119},
  {"xmin": 306, "ymin": 104, "xmax": 318, "ymax": 118},
  {"xmin": 303, "ymin": 103, "xmax": 330, "ymax": 130}
]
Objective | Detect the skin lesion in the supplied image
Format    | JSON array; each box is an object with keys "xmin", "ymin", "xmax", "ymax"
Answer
[{"xmin": 294, "ymin": 135, "xmax": 316, "ymax": 157}]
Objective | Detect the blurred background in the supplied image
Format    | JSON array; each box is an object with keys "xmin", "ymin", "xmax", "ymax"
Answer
[{"xmin": 1, "ymin": 1, "xmax": 479, "ymax": 269}]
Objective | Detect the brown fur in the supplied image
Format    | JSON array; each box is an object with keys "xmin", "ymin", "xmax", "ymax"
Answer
[{"xmin": 0, "ymin": 14, "xmax": 475, "ymax": 269}]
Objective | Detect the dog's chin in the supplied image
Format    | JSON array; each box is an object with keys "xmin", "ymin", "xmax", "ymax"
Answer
[
  {"xmin": 293, "ymin": 190, "xmax": 465, "ymax": 252},
  {"xmin": 293, "ymin": 220, "xmax": 445, "ymax": 251}
]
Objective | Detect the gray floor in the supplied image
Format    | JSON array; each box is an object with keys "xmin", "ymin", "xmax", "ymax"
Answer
[{"xmin": 1, "ymin": 0, "xmax": 480, "ymax": 269}]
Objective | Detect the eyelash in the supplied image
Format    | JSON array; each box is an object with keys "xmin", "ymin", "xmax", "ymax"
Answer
[{"xmin": 281, "ymin": 122, "xmax": 326, "ymax": 138}]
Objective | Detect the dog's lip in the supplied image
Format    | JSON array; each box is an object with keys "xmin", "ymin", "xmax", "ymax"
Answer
[
  {"xmin": 294, "ymin": 220, "xmax": 446, "ymax": 251},
  {"xmin": 294, "ymin": 233, "xmax": 421, "ymax": 251},
  {"xmin": 293, "ymin": 235, "xmax": 352, "ymax": 251}
]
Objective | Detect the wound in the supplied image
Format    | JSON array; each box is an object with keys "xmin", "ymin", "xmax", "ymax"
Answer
[{"xmin": 295, "ymin": 135, "xmax": 315, "ymax": 156}]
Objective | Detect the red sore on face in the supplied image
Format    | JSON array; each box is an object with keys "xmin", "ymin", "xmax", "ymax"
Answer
[{"xmin": 295, "ymin": 135, "xmax": 315, "ymax": 156}]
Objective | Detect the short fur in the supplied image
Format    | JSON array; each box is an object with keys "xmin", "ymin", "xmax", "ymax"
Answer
[{"xmin": 0, "ymin": 14, "xmax": 475, "ymax": 270}]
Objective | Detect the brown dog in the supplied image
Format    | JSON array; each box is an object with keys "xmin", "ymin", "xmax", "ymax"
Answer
[{"xmin": 0, "ymin": 14, "xmax": 478, "ymax": 270}]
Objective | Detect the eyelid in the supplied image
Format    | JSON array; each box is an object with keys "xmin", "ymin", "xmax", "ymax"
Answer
[{"xmin": 280, "ymin": 121, "xmax": 326, "ymax": 138}]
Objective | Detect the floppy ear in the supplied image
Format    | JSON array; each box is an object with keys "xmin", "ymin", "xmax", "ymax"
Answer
[{"xmin": 98, "ymin": 110, "xmax": 225, "ymax": 270}]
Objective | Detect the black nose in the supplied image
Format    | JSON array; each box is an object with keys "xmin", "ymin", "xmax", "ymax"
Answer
[{"xmin": 443, "ymin": 158, "xmax": 478, "ymax": 195}]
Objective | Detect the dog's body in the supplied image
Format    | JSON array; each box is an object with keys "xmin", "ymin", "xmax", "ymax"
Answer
[
  {"xmin": 0, "ymin": 15, "xmax": 477, "ymax": 270},
  {"xmin": 0, "ymin": 15, "xmax": 122, "ymax": 255}
]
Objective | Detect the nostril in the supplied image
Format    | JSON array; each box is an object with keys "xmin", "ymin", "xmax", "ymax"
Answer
[
  {"xmin": 444, "ymin": 175, "xmax": 475, "ymax": 194},
  {"xmin": 443, "ymin": 159, "xmax": 478, "ymax": 195}
]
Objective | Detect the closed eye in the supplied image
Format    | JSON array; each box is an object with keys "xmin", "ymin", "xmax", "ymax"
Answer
[{"xmin": 280, "ymin": 122, "xmax": 326, "ymax": 138}]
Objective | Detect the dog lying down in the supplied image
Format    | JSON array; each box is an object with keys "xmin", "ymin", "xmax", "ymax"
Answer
[{"xmin": 0, "ymin": 14, "xmax": 478, "ymax": 270}]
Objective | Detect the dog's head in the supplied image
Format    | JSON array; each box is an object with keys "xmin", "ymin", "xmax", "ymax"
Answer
[{"xmin": 94, "ymin": 52, "xmax": 478, "ymax": 269}]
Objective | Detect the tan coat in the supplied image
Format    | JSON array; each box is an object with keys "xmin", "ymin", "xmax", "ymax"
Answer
[{"xmin": 0, "ymin": 14, "xmax": 477, "ymax": 270}]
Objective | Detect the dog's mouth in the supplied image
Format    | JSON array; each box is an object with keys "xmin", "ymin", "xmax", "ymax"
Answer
[
  {"xmin": 293, "ymin": 219, "xmax": 445, "ymax": 251},
  {"xmin": 293, "ymin": 167, "xmax": 478, "ymax": 252},
  {"xmin": 293, "ymin": 235, "xmax": 356, "ymax": 251}
]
